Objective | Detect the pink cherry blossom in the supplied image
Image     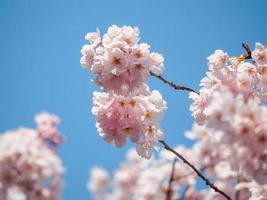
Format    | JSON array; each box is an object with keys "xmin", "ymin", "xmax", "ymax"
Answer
[
  {"xmin": 81, "ymin": 25, "xmax": 165, "ymax": 94},
  {"xmin": 0, "ymin": 113, "xmax": 64, "ymax": 200},
  {"xmin": 35, "ymin": 112, "xmax": 63, "ymax": 148},
  {"xmin": 88, "ymin": 167, "xmax": 110, "ymax": 196},
  {"xmin": 249, "ymin": 182, "xmax": 267, "ymax": 200},
  {"xmin": 207, "ymin": 49, "xmax": 229, "ymax": 71},
  {"xmin": 190, "ymin": 43, "xmax": 267, "ymax": 125},
  {"xmin": 88, "ymin": 146, "xmax": 200, "ymax": 200},
  {"xmin": 82, "ymin": 25, "xmax": 267, "ymax": 199},
  {"xmin": 92, "ymin": 86, "xmax": 167, "ymax": 158},
  {"xmin": 252, "ymin": 43, "xmax": 267, "ymax": 66}
]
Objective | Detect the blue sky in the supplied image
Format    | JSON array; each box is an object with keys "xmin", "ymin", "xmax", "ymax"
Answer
[{"xmin": 0, "ymin": 0, "xmax": 266, "ymax": 199}]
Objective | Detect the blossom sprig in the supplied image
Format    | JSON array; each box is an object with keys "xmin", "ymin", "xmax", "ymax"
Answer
[
  {"xmin": 0, "ymin": 112, "xmax": 64, "ymax": 200},
  {"xmin": 81, "ymin": 25, "xmax": 168, "ymax": 159}
]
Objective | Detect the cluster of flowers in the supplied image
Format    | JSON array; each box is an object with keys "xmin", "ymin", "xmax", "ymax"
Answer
[
  {"xmin": 88, "ymin": 120, "xmax": 266, "ymax": 200},
  {"xmin": 0, "ymin": 112, "xmax": 64, "ymax": 200},
  {"xmin": 81, "ymin": 25, "xmax": 164, "ymax": 94},
  {"xmin": 88, "ymin": 42, "xmax": 267, "ymax": 199},
  {"xmin": 81, "ymin": 25, "xmax": 167, "ymax": 159},
  {"xmin": 35, "ymin": 112, "xmax": 64, "ymax": 149},
  {"xmin": 190, "ymin": 42, "xmax": 267, "ymax": 125},
  {"xmin": 187, "ymin": 43, "xmax": 267, "ymax": 199},
  {"xmin": 88, "ymin": 147, "xmax": 200, "ymax": 200}
]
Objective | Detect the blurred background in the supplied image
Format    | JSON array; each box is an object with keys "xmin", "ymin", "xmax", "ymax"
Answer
[{"xmin": 0, "ymin": 0, "xmax": 266, "ymax": 199}]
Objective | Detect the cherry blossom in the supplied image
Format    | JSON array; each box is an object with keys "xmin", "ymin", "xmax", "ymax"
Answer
[
  {"xmin": 35, "ymin": 112, "xmax": 63, "ymax": 147},
  {"xmin": 88, "ymin": 147, "xmax": 200, "ymax": 200},
  {"xmin": 252, "ymin": 43, "xmax": 267, "ymax": 66},
  {"xmin": 0, "ymin": 113, "xmax": 64, "ymax": 200},
  {"xmin": 92, "ymin": 85, "xmax": 167, "ymax": 159},
  {"xmin": 249, "ymin": 182, "xmax": 267, "ymax": 200},
  {"xmin": 88, "ymin": 167, "xmax": 110, "ymax": 197},
  {"xmin": 190, "ymin": 43, "xmax": 267, "ymax": 125},
  {"xmin": 80, "ymin": 25, "xmax": 165, "ymax": 94},
  {"xmin": 207, "ymin": 49, "xmax": 229, "ymax": 71},
  {"xmin": 86, "ymin": 40, "xmax": 267, "ymax": 200}
]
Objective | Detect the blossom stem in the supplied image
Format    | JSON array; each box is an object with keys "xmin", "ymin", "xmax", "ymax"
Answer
[
  {"xmin": 166, "ymin": 158, "xmax": 177, "ymax": 200},
  {"xmin": 242, "ymin": 43, "xmax": 252, "ymax": 60},
  {"xmin": 159, "ymin": 140, "xmax": 232, "ymax": 200},
  {"xmin": 150, "ymin": 72, "xmax": 199, "ymax": 94}
]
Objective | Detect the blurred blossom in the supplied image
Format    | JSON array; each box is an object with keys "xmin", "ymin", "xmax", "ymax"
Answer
[{"xmin": 0, "ymin": 113, "xmax": 64, "ymax": 200}]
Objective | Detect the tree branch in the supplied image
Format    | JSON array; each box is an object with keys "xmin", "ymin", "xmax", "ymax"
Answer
[
  {"xmin": 166, "ymin": 158, "xmax": 178, "ymax": 200},
  {"xmin": 159, "ymin": 140, "xmax": 232, "ymax": 200},
  {"xmin": 150, "ymin": 72, "xmax": 199, "ymax": 94},
  {"xmin": 242, "ymin": 43, "xmax": 252, "ymax": 60},
  {"xmin": 173, "ymin": 163, "xmax": 213, "ymax": 181}
]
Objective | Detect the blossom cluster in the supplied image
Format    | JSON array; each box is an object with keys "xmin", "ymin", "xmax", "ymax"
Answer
[
  {"xmin": 88, "ymin": 42, "xmax": 267, "ymax": 200},
  {"xmin": 89, "ymin": 94, "xmax": 267, "ymax": 199},
  {"xmin": 190, "ymin": 43, "xmax": 267, "ymax": 125},
  {"xmin": 0, "ymin": 113, "xmax": 64, "ymax": 200},
  {"xmin": 35, "ymin": 112, "xmax": 63, "ymax": 148},
  {"xmin": 80, "ymin": 25, "xmax": 164, "ymax": 95},
  {"xmin": 81, "ymin": 26, "xmax": 167, "ymax": 159},
  {"xmin": 184, "ymin": 121, "xmax": 267, "ymax": 199},
  {"xmin": 88, "ymin": 147, "xmax": 200, "ymax": 200},
  {"xmin": 186, "ymin": 43, "xmax": 267, "ymax": 199}
]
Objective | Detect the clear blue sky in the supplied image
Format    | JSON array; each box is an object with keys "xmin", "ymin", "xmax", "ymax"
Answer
[{"xmin": 0, "ymin": 1, "xmax": 266, "ymax": 199}]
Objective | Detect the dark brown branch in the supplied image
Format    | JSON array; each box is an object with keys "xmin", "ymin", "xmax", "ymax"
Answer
[
  {"xmin": 178, "ymin": 164, "xmax": 212, "ymax": 200},
  {"xmin": 150, "ymin": 71, "xmax": 199, "ymax": 94},
  {"xmin": 173, "ymin": 163, "xmax": 213, "ymax": 181},
  {"xmin": 159, "ymin": 140, "xmax": 232, "ymax": 200},
  {"xmin": 180, "ymin": 164, "xmax": 210, "ymax": 200},
  {"xmin": 242, "ymin": 43, "xmax": 252, "ymax": 60},
  {"xmin": 166, "ymin": 158, "xmax": 178, "ymax": 200}
]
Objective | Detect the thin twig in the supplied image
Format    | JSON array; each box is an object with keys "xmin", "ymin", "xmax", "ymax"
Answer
[
  {"xmin": 173, "ymin": 163, "xmax": 213, "ymax": 181},
  {"xmin": 179, "ymin": 164, "xmax": 212, "ymax": 200},
  {"xmin": 166, "ymin": 158, "xmax": 178, "ymax": 200},
  {"xmin": 150, "ymin": 71, "xmax": 199, "ymax": 94},
  {"xmin": 242, "ymin": 43, "xmax": 252, "ymax": 60},
  {"xmin": 159, "ymin": 140, "xmax": 232, "ymax": 200}
]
